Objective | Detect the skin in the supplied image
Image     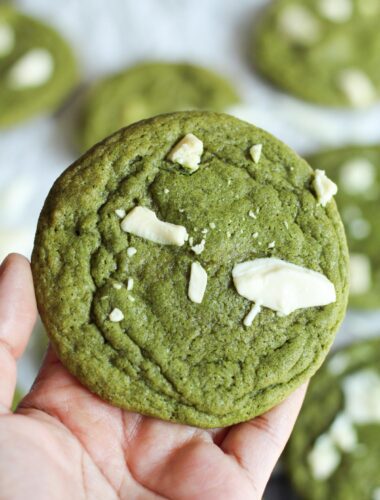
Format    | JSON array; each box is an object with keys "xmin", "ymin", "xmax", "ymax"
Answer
[{"xmin": 0, "ymin": 254, "xmax": 307, "ymax": 500}]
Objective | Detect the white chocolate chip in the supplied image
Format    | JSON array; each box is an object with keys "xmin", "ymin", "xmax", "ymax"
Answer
[
  {"xmin": 244, "ymin": 302, "xmax": 262, "ymax": 326},
  {"xmin": 248, "ymin": 210, "xmax": 256, "ymax": 219},
  {"xmin": 127, "ymin": 278, "xmax": 134, "ymax": 291},
  {"xmin": 342, "ymin": 370, "xmax": 380, "ymax": 424},
  {"xmin": 167, "ymin": 133, "xmax": 203, "ymax": 172},
  {"xmin": 349, "ymin": 253, "xmax": 371, "ymax": 295},
  {"xmin": 329, "ymin": 413, "xmax": 357, "ymax": 452},
  {"xmin": 109, "ymin": 308, "xmax": 124, "ymax": 322},
  {"xmin": 209, "ymin": 222, "xmax": 216, "ymax": 229},
  {"xmin": 164, "ymin": 188, "xmax": 170, "ymax": 194},
  {"xmin": 179, "ymin": 208, "xmax": 185, "ymax": 213},
  {"xmin": 7, "ymin": 48, "xmax": 54, "ymax": 89},
  {"xmin": 128, "ymin": 296, "xmax": 135, "ymax": 302},
  {"xmin": 349, "ymin": 218, "xmax": 371, "ymax": 240},
  {"xmin": 191, "ymin": 239, "xmax": 206, "ymax": 255},
  {"xmin": 121, "ymin": 206, "xmax": 188, "ymax": 246},
  {"xmin": 308, "ymin": 434, "xmax": 341, "ymax": 480},
  {"xmin": 113, "ymin": 282, "xmax": 123, "ymax": 290},
  {"xmin": 313, "ymin": 169, "xmax": 338, "ymax": 207},
  {"xmin": 115, "ymin": 208, "xmax": 126, "ymax": 218},
  {"xmin": 340, "ymin": 158, "xmax": 376, "ymax": 194},
  {"xmin": 338, "ymin": 69, "xmax": 377, "ymax": 107},
  {"xmin": 0, "ymin": 23, "xmax": 14, "ymax": 56},
  {"xmin": 284, "ymin": 221, "xmax": 289, "ymax": 229},
  {"xmin": 189, "ymin": 236, "xmax": 194, "ymax": 246},
  {"xmin": 268, "ymin": 241, "xmax": 275, "ymax": 249},
  {"xmin": 250, "ymin": 144, "xmax": 263, "ymax": 164},
  {"xmin": 201, "ymin": 228, "xmax": 208, "ymax": 234},
  {"xmin": 279, "ymin": 5, "xmax": 321, "ymax": 44},
  {"xmin": 233, "ymin": 258, "xmax": 336, "ymax": 316},
  {"xmin": 318, "ymin": 0, "xmax": 352, "ymax": 22},
  {"xmin": 253, "ymin": 232, "xmax": 259, "ymax": 239},
  {"xmin": 127, "ymin": 246, "xmax": 137, "ymax": 257},
  {"xmin": 188, "ymin": 261, "xmax": 208, "ymax": 304}
]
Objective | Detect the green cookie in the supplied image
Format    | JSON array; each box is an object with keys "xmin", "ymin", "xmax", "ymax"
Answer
[
  {"xmin": 32, "ymin": 111, "xmax": 349, "ymax": 428},
  {"xmin": 12, "ymin": 387, "xmax": 23, "ymax": 411},
  {"xmin": 0, "ymin": 5, "xmax": 77, "ymax": 127},
  {"xmin": 253, "ymin": 0, "xmax": 380, "ymax": 107},
  {"xmin": 78, "ymin": 61, "xmax": 240, "ymax": 151},
  {"xmin": 308, "ymin": 145, "xmax": 380, "ymax": 309},
  {"xmin": 285, "ymin": 338, "xmax": 380, "ymax": 500}
]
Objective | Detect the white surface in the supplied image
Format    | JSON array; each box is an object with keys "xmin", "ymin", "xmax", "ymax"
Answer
[{"xmin": 1, "ymin": 0, "xmax": 379, "ymax": 390}]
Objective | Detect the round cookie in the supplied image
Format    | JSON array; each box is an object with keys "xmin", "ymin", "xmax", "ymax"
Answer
[
  {"xmin": 32, "ymin": 111, "xmax": 349, "ymax": 428},
  {"xmin": 79, "ymin": 61, "xmax": 240, "ymax": 151},
  {"xmin": 285, "ymin": 338, "xmax": 380, "ymax": 500},
  {"xmin": 253, "ymin": 0, "xmax": 380, "ymax": 107},
  {"xmin": 308, "ymin": 145, "xmax": 380, "ymax": 309},
  {"xmin": 0, "ymin": 5, "xmax": 77, "ymax": 128}
]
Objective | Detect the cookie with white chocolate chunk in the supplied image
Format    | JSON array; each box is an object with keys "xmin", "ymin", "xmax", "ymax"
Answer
[
  {"xmin": 308, "ymin": 145, "xmax": 380, "ymax": 309},
  {"xmin": 32, "ymin": 111, "xmax": 349, "ymax": 427},
  {"xmin": 0, "ymin": 5, "xmax": 77, "ymax": 128},
  {"xmin": 285, "ymin": 338, "xmax": 380, "ymax": 500},
  {"xmin": 253, "ymin": 0, "xmax": 380, "ymax": 107}
]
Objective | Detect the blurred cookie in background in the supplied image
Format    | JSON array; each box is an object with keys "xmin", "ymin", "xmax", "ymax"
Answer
[
  {"xmin": 253, "ymin": 0, "xmax": 380, "ymax": 108},
  {"xmin": 285, "ymin": 338, "xmax": 380, "ymax": 500},
  {"xmin": 308, "ymin": 145, "xmax": 380, "ymax": 309},
  {"xmin": 0, "ymin": 5, "xmax": 77, "ymax": 128},
  {"xmin": 78, "ymin": 61, "xmax": 240, "ymax": 151}
]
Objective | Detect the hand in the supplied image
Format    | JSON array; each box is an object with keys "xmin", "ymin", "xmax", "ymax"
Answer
[{"xmin": 0, "ymin": 254, "xmax": 307, "ymax": 500}]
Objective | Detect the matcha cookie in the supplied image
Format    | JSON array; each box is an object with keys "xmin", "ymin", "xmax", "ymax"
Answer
[
  {"xmin": 32, "ymin": 111, "xmax": 349, "ymax": 428},
  {"xmin": 285, "ymin": 338, "xmax": 380, "ymax": 500},
  {"xmin": 0, "ymin": 5, "xmax": 77, "ymax": 127},
  {"xmin": 79, "ymin": 62, "xmax": 240, "ymax": 151},
  {"xmin": 308, "ymin": 145, "xmax": 380, "ymax": 309},
  {"xmin": 253, "ymin": 0, "xmax": 380, "ymax": 107}
]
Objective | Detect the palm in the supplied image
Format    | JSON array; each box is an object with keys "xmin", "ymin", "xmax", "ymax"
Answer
[{"xmin": 0, "ymin": 255, "xmax": 306, "ymax": 500}]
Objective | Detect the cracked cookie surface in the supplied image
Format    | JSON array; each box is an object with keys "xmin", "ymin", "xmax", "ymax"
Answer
[{"xmin": 32, "ymin": 111, "xmax": 349, "ymax": 427}]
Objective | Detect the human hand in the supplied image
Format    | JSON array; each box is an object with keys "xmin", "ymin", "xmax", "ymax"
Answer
[{"xmin": 0, "ymin": 254, "xmax": 307, "ymax": 500}]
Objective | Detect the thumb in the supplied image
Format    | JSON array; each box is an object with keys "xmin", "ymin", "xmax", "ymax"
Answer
[{"xmin": 0, "ymin": 254, "xmax": 37, "ymax": 413}]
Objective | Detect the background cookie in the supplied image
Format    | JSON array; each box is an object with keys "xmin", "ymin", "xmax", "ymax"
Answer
[
  {"xmin": 78, "ymin": 61, "xmax": 240, "ymax": 151},
  {"xmin": 32, "ymin": 111, "xmax": 349, "ymax": 428},
  {"xmin": 285, "ymin": 338, "xmax": 380, "ymax": 500},
  {"xmin": 308, "ymin": 145, "xmax": 380, "ymax": 309},
  {"xmin": 253, "ymin": 0, "xmax": 380, "ymax": 108},
  {"xmin": 0, "ymin": 5, "xmax": 77, "ymax": 127}
]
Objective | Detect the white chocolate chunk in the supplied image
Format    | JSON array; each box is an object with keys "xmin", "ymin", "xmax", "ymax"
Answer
[
  {"xmin": 127, "ymin": 278, "xmax": 134, "ymax": 291},
  {"xmin": 0, "ymin": 23, "xmax": 14, "ymax": 56},
  {"xmin": 329, "ymin": 413, "xmax": 357, "ymax": 452},
  {"xmin": 244, "ymin": 302, "xmax": 262, "ymax": 326},
  {"xmin": 308, "ymin": 434, "xmax": 341, "ymax": 480},
  {"xmin": 349, "ymin": 253, "xmax": 371, "ymax": 295},
  {"xmin": 328, "ymin": 352, "xmax": 350, "ymax": 375},
  {"xmin": 340, "ymin": 158, "xmax": 376, "ymax": 194},
  {"xmin": 338, "ymin": 69, "xmax": 377, "ymax": 107},
  {"xmin": 167, "ymin": 133, "xmax": 203, "ymax": 172},
  {"xmin": 268, "ymin": 241, "xmax": 275, "ymax": 249},
  {"xmin": 127, "ymin": 246, "xmax": 137, "ymax": 257},
  {"xmin": 191, "ymin": 239, "xmax": 206, "ymax": 255},
  {"xmin": 209, "ymin": 222, "xmax": 216, "ymax": 229},
  {"xmin": 250, "ymin": 144, "xmax": 263, "ymax": 164},
  {"xmin": 115, "ymin": 208, "xmax": 126, "ymax": 218},
  {"xmin": 128, "ymin": 295, "xmax": 135, "ymax": 302},
  {"xmin": 349, "ymin": 218, "xmax": 371, "ymax": 240},
  {"xmin": 248, "ymin": 210, "xmax": 256, "ymax": 219},
  {"xmin": 342, "ymin": 370, "xmax": 380, "ymax": 424},
  {"xmin": 121, "ymin": 206, "xmax": 188, "ymax": 246},
  {"xmin": 373, "ymin": 488, "xmax": 380, "ymax": 500},
  {"xmin": 279, "ymin": 5, "xmax": 321, "ymax": 44},
  {"xmin": 318, "ymin": 0, "xmax": 352, "ymax": 22},
  {"xmin": 253, "ymin": 232, "xmax": 259, "ymax": 239},
  {"xmin": 164, "ymin": 188, "xmax": 170, "ymax": 194},
  {"xmin": 7, "ymin": 49, "xmax": 54, "ymax": 89},
  {"xmin": 188, "ymin": 262, "xmax": 207, "ymax": 304},
  {"xmin": 113, "ymin": 282, "xmax": 123, "ymax": 290},
  {"xmin": 232, "ymin": 258, "xmax": 336, "ymax": 316},
  {"xmin": 109, "ymin": 308, "xmax": 124, "ymax": 322},
  {"xmin": 313, "ymin": 170, "xmax": 338, "ymax": 207}
]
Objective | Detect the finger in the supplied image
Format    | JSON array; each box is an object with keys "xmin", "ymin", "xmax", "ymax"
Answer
[
  {"xmin": 221, "ymin": 383, "xmax": 308, "ymax": 496},
  {"xmin": 0, "ymin": 254, "xmax": 37, "ymax": 412}
]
